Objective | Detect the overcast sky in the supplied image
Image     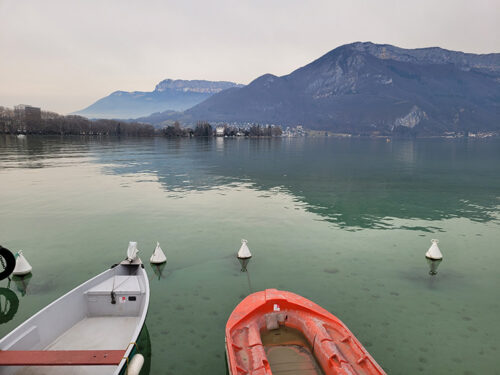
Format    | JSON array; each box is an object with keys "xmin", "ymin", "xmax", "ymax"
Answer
[{"xmin": 1, "ymin": 0, "xmax": 499, "ymax": 114}]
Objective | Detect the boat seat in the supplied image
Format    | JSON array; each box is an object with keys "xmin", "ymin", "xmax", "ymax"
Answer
[
  {"xmin": 0, "ymin": 350, "xmax": 125, "ymax": 366},
  {"xmin": 86, "ymin": 276, "xmax": 142, "ymax": 295}
]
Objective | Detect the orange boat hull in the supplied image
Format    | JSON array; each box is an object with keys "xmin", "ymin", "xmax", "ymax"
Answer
[{"xmin": 225, "ymin": 289, "xmax": 386, "ymax": 375}]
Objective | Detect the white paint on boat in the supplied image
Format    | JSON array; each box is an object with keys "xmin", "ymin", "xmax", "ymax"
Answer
[
  {"xmin": 0, "ymin": 260, "xmax": 150, "ymax": 375},
  {"xmin": 150, "ymin": 242, "xmax": 166, "ymax": 264},
  {"xmin": 12, "ymin": 251, "xmax": 32, "ymax": 276}
]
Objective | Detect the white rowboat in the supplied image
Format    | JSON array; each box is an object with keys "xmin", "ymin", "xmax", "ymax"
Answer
[{"xmin": 0, "ymin": 259, "xmax": 149, "ymax": 375}]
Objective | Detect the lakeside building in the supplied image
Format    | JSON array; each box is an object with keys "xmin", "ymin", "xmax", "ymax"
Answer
[
  {"xmin": 215, "ymin": 125, "xmax": 225, "ymax": 136},
  {"xmin": 283, "ymin": 125, "xmax": 306, "ymax": 137},
  {"xmin": 14, "ymin": 104, "xmax": 41, "ymax": 132}
]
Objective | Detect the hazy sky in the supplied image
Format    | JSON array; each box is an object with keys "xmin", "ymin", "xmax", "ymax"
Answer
[{"xmin": 1, "ymin": 0, "xmax": 499, "ymax": 113}]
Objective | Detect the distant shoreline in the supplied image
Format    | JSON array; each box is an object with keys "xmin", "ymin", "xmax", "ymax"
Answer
[{"xmin": 2, "ymin": 133, "xmax": 498, "ymax": 141}]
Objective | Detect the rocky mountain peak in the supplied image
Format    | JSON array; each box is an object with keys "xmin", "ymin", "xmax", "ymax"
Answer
[
  {"xmin": 154, "ymin": 79, "xmax": 243, "ymax": 93},
  {"xmin": 345, "ymin": 41, "xmax": 500, "ymax": 74},
  {"xmin": 74, "ymin": 79, "xmax": 242, "ymax": 119}
]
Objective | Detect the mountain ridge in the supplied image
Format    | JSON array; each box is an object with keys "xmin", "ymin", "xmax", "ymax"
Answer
[
  {"xmin": 140, "ymin": 42, "xmax": 500, "ymax": 135},
  {"xmin": 73, "ymin": 79, "xmax": 243, "ymax": 119}
]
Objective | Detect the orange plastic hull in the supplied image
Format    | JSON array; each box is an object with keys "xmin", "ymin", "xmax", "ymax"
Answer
[{"xmin": 225, "ymin": 289, "xmax": 386, "ymax": 375}]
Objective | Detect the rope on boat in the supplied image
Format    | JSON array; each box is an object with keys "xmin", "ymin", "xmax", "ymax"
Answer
[
  {"xmin": 110, "ymin": 271, "xmax": 136, "ymax": 305},
  {"xmin": 110, "ymin": 263, "xmax": 135, "ymax": 305},
  {"xmin": 111, "ymin": 242, "xmax": 141, "ymax": 304},
  {"xmin": 128, "ymin": 341, "xmax": 138, "ymax": 351}
]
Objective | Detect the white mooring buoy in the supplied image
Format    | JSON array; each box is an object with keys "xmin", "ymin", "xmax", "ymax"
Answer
[
  {"xmin": 425, "ymin": 239, "xmax": 443, "ymax": 260},
  {"xmin": 12, "ymin": 251, "xmax": 32, "ymax": 276},
  {"xmin": 126, "ymin": 241, "xmax": 139, "ymax": 262},
  {"xmin": 237, "ymin": 239, "xmax": 252, "ymax": 259},
  {"xmin": 237, "ymin": 239, "xmax": 252, "ymax": 272},
  {"xmin": 150, "ymin": 242, "xmax": 167, "ymax": 264}
]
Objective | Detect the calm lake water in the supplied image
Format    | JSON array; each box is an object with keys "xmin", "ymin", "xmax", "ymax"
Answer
[{"xmin": 1, "ymin": 135, "xmax": 499, "ymax": 374}]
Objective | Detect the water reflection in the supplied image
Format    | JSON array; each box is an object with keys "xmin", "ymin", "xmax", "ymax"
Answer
[
  {"xmin": 104, "ymin": 137, "xmax": 500, "ymax": 229},
  {"xmin": 427, "ymin": 258, "xmax": 443, "ymax": 276},
  {"xmin": 10, "ymin": 274, "xmax": 33, "ymax": 296},
  {"xmin": 0, "ymin": 288, "xmax": 19, "ymax": 324},
  {"xmin": 136, "ymin": 324, "xmax": 152, "ymax": 375},
  {"xmin": 238, "ymin": 258, "xmax": 250, "ymax": 272},
  {"xmin": 0, "ymin": 135, "xmax": 94, "ymax": 169},
  {"xmin": 2, "ymin": 135, "xmax": 500, "ymax": 230},
  {"xmin": 245, "ymin": 270, "xmax": 253, "ymax": 294},
  {"xmin": 150, "ymin": 263, "xmax": 167, "ymax": 280}
]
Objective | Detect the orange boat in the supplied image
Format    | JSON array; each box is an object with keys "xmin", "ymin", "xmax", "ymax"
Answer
[{"xmin": 225, "ymin": 289, "xmax": 386, "ymax": 375}]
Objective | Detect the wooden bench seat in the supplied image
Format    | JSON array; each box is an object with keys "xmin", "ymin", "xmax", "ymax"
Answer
[{"xmin": 0, "ymin": 350, "xmax": 125, "ymax": 366}]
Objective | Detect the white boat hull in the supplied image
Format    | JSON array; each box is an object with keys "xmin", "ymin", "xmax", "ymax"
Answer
[{"xmin": 0, "ymin": 262, "xmax": 149, "ymax": 375}]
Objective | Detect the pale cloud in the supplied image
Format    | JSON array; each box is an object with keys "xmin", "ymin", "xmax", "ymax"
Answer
[{"xmin": 0, "ymin": 0, "xmax": 498, "ymax": 113}]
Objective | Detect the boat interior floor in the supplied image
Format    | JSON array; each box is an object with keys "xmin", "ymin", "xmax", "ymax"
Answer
[
  {"xmin": 13, "ymin": 317, "xmax": 139, "ymax": 375},
  {"xmin": 265, "ymin": 346, "xmax": 324, "ymax": 375},
  {"xmin": 262, "ymin": 326, "xmax": 325, "ymax": 375}
]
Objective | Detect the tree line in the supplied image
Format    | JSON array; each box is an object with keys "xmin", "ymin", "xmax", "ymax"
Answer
[
  {"xmin": 0, "ymin": 106, "xmax": 155, "ymax": 137},
  {"xmin": 0, "ymin": 106, "xmax": 283, "ymax": 138},
  {"xmin": 161, "ymin": 121, "xmax": 282, "ymax": 137}
]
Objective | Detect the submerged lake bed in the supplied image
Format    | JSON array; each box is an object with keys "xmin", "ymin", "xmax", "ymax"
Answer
[{"xmin": 1, "ymin": 135, "xmax": 499, "ymax": 374}]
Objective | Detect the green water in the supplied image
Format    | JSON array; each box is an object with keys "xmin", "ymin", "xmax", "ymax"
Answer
[{"xmin": 0, "ymin": 135, "xmax": 499, "ymax": 374}]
